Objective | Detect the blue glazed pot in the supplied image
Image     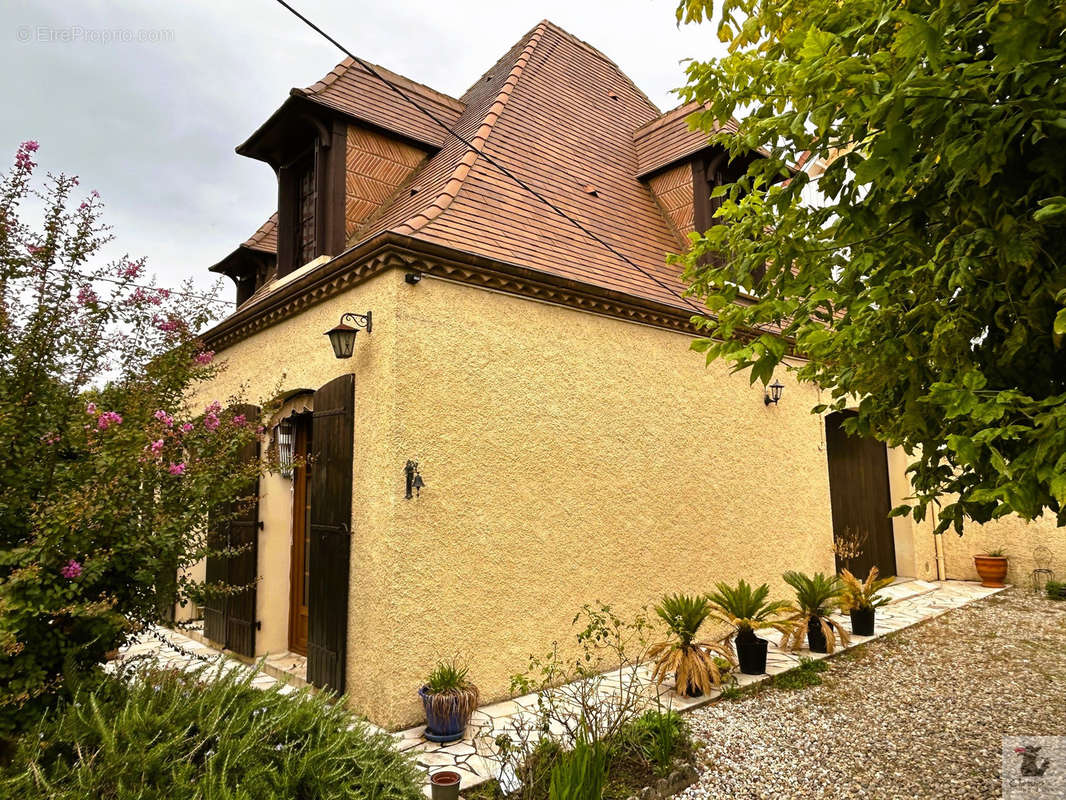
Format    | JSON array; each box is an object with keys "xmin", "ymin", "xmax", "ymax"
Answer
[{"xmin": 419, "ymin": 686, "xmax": 471, "ymax": 743}]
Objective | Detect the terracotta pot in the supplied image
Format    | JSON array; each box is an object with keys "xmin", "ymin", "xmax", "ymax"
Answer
[
  {"xmin": 973, "ymin": 555, "xmax": 1008, "ymax": 588},
  {"xmin": 430, "ymin": 771, "xmax": 461, "ymax": 800}
]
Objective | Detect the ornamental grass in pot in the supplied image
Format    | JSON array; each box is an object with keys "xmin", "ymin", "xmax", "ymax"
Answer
[
  {"xmin": 973, "ymin": 547, "xmax": 1009, "ymax": 588},
  {"xmin": 419, "ymin": 658, "xmax": 480, "ymax": 743},
  {"xmin": 706, "ymin": 580, "xmax": 795, "ymax": 675},
  {"xmin": 839, "ymin": 567, "xmax": 893, "ymax": 636},
  {"xmin": 780, "ymin": 571, "xmax": 850, "ymax": 654},
  {"xmin": 648, "ymin": 593, "xmax": 735, "ymax": 697}
]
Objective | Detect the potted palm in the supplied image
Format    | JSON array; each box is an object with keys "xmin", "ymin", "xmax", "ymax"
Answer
[
  {"xmin": 419, "ymin": 658, "xmax": 480, "ymax": 743},
  {"xmin": 839, "ymin": 567, "xmax": 893, "ymax": 636},
  {"xmin": 648, "ymin": 593, "xmax": 735, "ymax": 697},
  {"xmin": 973, "ymin": 547, "xmax": 1009, "ymax": 588},
  {"xmin": 706, "ymin": 580, "xmax": 795, "ymax": 675},
  {"xmin": 781, "ymin": 571, "xmax": 850, "ymax": 654}
]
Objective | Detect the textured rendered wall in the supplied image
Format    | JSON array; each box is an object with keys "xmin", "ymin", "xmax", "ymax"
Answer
[
  {"xmin": 363, "ymin": 276, "xmax": 838, "ymax": 729},
  {"xmin": 939, "ymin": 513, "xmax": 1064, "ymax": 588},
  {"xmin": 188, "ymin": 271, "xmax": 403, "ymax": 692}
]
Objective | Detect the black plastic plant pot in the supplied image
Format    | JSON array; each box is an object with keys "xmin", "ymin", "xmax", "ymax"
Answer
[
  {"xmin": 807, "ymin": 616, "xmax": 829, "ymax": 653},
  {"xmin": 419, "ymin": 687, "xmax": 470, "ymax": 743},
  {"xmin": 734, "ymin": 631, "xmax": 769, "ymax": 675},
  {"xmin": 850, "ymin": 607, "xmax": 875, "ymax": 636},
  {"xmin": 430, "ymin": 770, "xmax": 462, "ymax": 800}
]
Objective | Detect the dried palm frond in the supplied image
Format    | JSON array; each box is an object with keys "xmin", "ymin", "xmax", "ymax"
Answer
[
  {"xmin": 839, "ymin": 567, "xmax": 895, "ymax": 612},
  {"xmin": 647, "ymin": 639, "xmax": 736, "ymax": 696},
  {"xmin": 778, "ymin": 610, "xmax": 851, "ymax": 653}
]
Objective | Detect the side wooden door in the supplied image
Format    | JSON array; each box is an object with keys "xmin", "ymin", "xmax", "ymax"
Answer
[
  {"xmin": 307, "ymin": 375, "xmax": 354, "ymax": 693},
  {"xmin": 825, "ymin": 411, "xmax": 898, "ymax": 578}
]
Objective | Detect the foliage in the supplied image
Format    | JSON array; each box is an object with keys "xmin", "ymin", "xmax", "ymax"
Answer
[
  {"xmin": 648, "ymin": 594, "xmax": 734, "ymax": 696},
  {"xmin": 423, "ymin": 657, "xmax": 480, "ymax": 717},
  {"xmin": 983, "ymin": 547, "xmax": 1008, "ymax": 558},
  {"xmin": 614, "ymin": 710, "xmax": 688, "ymax": 777},
  {"xmin": 0, "ymin": 143, "xmax": 263, "ymax": 732},
  {"xmin": 1045, "ymin": 580, "xmax": 1066, "ymax": 601},
  {"xmin": 780, "ymin": 572, "xmax": 850, "ymax": 652},
  {"xmin": 771, "ymin": 657, "xmax": 829, "ymax": 691},
  {"xmin": 548, "ymin": 739, "xmax": 609, "ymax": 800},
  {"xmin": 507, "ymin": 603, "xmax": 655, "ymax": 748},
  {"xmin": 839, "ymin": 567, "xmax": 894, "ymax": 612},
  {"xmin": 0, "ymin": 663, "xmax": 423, "ymax": 800},
  {"xmin": 706, "ymin": 580, "xmax": 795, "ymax": 639},
  {"xmin": 674, "ymin": 0, "xmax": 1066, "ymax": 534}
]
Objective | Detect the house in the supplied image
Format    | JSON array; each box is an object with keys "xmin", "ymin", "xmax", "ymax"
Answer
[{"xmin": 188, "ymin": 20, "xmax": 1056, "ymax": 730}]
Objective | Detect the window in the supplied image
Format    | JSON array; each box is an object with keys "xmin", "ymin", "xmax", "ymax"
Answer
[{"xmin": 295, "ymin": 152, "xmax": 317, "ymax": 267}]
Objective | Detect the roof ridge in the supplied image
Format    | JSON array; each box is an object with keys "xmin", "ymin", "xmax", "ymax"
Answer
[
  {"xmin": 301, "ymin": 56, "xmax": 465, "ymax": 112},
  {"xmin": 536, "ymin": 20, "xmax": 662, "ymax": 117},
  {"xmin": 393, "ymin": 23, "xmax": 548, "ymax": 236}
]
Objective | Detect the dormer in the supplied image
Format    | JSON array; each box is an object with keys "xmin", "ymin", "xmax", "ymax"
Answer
[
  {"xmin": 209, "ymin": 215, "xmax": 278, "ymax": 307},
  {"xmin": 634, "ymin": 103, "xmax": 766, "ymax": 238},
  {"xmin": 228, "ymin": 58, "xmax": 464, "ymax": 282}
]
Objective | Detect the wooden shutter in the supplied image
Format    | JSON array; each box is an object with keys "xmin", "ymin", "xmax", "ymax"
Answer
[
  {"xmin": 307, "ymin": 375, "xmax": 354, "ymax": 693},
  {"xmin": 202, "ymin": 404, "xmax": 261, "ymax": 658}
]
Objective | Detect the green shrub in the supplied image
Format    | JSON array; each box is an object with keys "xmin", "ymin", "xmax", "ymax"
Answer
[
  {"xmin": 615, "ymin": 710, "xmax": 687, "ymax": 776},
  {"xmin": 1046, "ymin": 580, "xmax": 1066, "ymax": 601},
  {"xmin": 548, "ymin": 739, "xmax": 609, "ymax": 800},
  {"xmin": 1, "ymin": 663, "xmax": 422, "ymax": 800},
  {"xmin": 771, "ymin": 657, "xmax": 828, "ymax": 691}
]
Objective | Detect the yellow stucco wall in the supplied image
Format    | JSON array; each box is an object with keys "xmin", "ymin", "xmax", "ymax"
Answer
[
  {"xmin": 939, "ymin": 513, "xmax": 1064, "ymax": 588},
  {"xmin": 366, "ymin": 275, "xmax": 837, "ymax": 728},
  {"xmin": 189, "ymin": 271, "xmax": 403, "ymax": 683},
  {"xmin": 191, "ymin": 265, "xmax": 1066, "ymax": 730}
]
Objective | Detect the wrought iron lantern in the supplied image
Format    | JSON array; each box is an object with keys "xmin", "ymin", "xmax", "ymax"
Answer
[
  {"xmin": 764, "ymin": 379, "xmax": 784, "ymax": 406},
  {"xmin": 325, "ymin": 311, "xmax": 372, "ymax": 359}
]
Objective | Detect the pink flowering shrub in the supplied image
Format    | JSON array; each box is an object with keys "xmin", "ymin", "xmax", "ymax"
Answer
[{"xmin": 0, "ymin": 143, "xmax": 267, "ymax": 734}]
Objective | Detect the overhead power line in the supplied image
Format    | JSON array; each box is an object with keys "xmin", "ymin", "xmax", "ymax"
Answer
[{"xmin": 270, "ymin": 0, "xmax": 710, "ymax": 319}]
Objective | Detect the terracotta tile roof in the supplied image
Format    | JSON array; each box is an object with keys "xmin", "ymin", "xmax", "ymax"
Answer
[
  {"xmin": 344, "ymin": 20, "xmax": 698, "ymax": 311},
  {"xmin": 242, "ymin": 213, "xmax": 278, "ymax": 253},
  {"xmin": 632, "ymin": 102, "xmax": 739, "ymax": 177},
  {"xmin": 295, "ymin": 59, "xmax": 465, "ymax": 149}
]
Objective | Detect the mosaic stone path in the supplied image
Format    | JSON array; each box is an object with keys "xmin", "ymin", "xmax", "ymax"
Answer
[{"xmin": 118, "ymin": 579, "xmax": 1003, "ymax": 795}]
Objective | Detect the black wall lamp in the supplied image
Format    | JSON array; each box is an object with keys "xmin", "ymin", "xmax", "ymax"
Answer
[
  {"xmin": 325, "ymin": 311, "xmax": 372, "ymax": 359},
  {"xmin": 404, "ymin": 460, "xmax": 425, "ymax": 499},
  {"xmin": 404, "ymin": 271, "xmax": 422, "ymax": 285},
  {"xmin": 764, "ymin": 379, "xmax": 784, "ymax": 406}
]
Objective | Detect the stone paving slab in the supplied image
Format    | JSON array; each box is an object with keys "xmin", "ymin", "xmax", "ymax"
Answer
[{"xmin": 115, "ymin": 580, "xmax": 1003, "ymax": 796}]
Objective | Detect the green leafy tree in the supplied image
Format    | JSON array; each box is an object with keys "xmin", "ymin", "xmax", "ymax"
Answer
[
  {"xmin": 0, "ymin": 142, "xmax": 261, "ymax": 732},
  {"xmin": 674, "ymin": 0, "xmax": 1066, "ymax": 533}
]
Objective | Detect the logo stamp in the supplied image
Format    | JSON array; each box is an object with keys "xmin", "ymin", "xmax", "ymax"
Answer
[{"xmin": 1003, "ymin": 736, "xmax": 1066, "ymax": 799}]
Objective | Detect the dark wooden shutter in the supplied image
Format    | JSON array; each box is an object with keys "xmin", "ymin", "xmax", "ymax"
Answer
[
  {"xmin": 202, "ymin": 404, "xmax": 261, "ymax": 658},
  {"xmin": 307, "ymin": 375, "xmax": 354, "ymax": 693},
  {"xmin": 825, "ymin": 411, "xmax": 898, "ymax": 578},
  {"xmin": 203, "ymin": 506, "xmax": 227, "ymax": 644}
]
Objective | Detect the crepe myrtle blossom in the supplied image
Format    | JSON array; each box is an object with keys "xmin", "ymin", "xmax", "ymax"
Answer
[
  {"xmin": 96, "ymin": 411, "xmax": 122, "ymax": 430},
  {"xmin": 14, "ymin": 140, "xmax": 38, "ymax": 170},
  {"xmin": 153, "ymin": 410, "xmax": 174, "ymax": 427},
  {"xmin": 194, "ymin": 350, "xmax": 214, "ymax": 365},
  {"xmin": 149, "ymin": 439, "xmax": 165, "ymax": 457},
  {"xmin": 168, "ymin": 462, "xmax": 186, "ymax": 476},
  {"xmin": 204, "ymin": 413, "xmax": 220, "ymax": 432},
  {"xmin": 180, "ymin": 422, "xmax": 194, "ymax": 433},
  {"xmin": 85, "ymin": 402, "xmax": 97, "ymax": 415},
  {"xmin": 76, "ymin": 285, "xmax": 98, "ymax": 307},
  {"xmin": 60, "ymin": 560, "xmax": 82, "ymax": 579},
  {"xmin": 232, "ymin": 414, "xmax": 246, "ymax": 427}
]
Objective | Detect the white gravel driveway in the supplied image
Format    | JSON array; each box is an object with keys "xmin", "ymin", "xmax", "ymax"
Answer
[{"xmin": 680, "ymin": 590, "xmax": 1066, "ymax": 800}]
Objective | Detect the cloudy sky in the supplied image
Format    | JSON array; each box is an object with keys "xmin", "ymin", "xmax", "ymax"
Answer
[{"xmin": 1, "ymin": 0, "xmax": 726, "ymax": 303}]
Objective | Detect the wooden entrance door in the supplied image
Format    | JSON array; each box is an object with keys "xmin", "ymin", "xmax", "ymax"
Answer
[
  {"xmin": 825, "ymin": 411, "xmax": 898, "ymax": 578},
  {"xmin": 288, "ymin": 415, "xmax": 312, "ymax": 654}
]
